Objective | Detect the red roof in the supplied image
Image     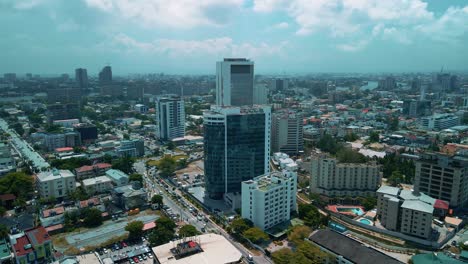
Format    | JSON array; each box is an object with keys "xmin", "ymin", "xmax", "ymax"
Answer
[
  {"xmin": 76, "ymin": 165, "xmax": 93, "ymax": 173},
  {"xmin": 188, "ymin": 241, "xmax": 197, "ymax": 248},
  {"xmin": 143, "ymin": 222, "xmax": 156, "ymax": 231},
  {"xmin": 45, "ymin": 224, "xmax": 63, "ymax": 232},
  {"xmin": 0, "ymin": 193, "xmax": 16, "ymax": 201},
  {"xmin": 96, "ymin": 163, "xmax": 111, "ymax": 169},
  {"xmin": 79, "ymin": 197, "xmax": 100, "ymax": 208},
  {"xmin": 14, "ymin": 226, "xmax": 50, "ymax": 257},
  {"xmin": 434, "ymin": 199, "xmax": 449, "ymax": 210},
  {"xmin": 42, "ymin": 206, "xmax": 65, "ymax": 218},
  {"xmin": 55, "ymin": 147, "xmax": 73, "ymax": 152}
]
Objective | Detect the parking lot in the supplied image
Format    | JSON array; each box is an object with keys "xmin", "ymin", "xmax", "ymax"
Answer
[{"xmin": 98, "ymin": 240, "xmax": 154, "ymax": 264}]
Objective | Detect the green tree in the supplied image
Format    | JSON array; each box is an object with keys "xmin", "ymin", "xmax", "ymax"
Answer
[
  {"xmin": 112, "ymin": 156, "xmax": 135, "ymax": 174},
  {"xmin": 179, "ymin": 224, "xmax": 200, "ymax": 238},
  {"xmin": 388, "ymin": 170, "xmax": 404, "ymax": 187},
  {"xmin": 243, "ymin": 227, "xmax": 269, "ymax": 244},
  {"xmin": 129, "ymin": 173, "xmax": 143, "ymax": 183},
  {"xmin": 10, "ymin": 123, "xmax": 24, "ymax": 136},
  {"xmin": 125, "ymin": 221, "xmax": 144, "ymax": 241},
  {"xmin": 82, "ymin": 208, "xmax": 103, "ymax": 227},
  {"xmin": 360, "ymin": 196, "xmax": 377, "ymax": 211},
  {"xmin": 271, "ymin": 248, "xmax": 296, "ymax": 264},
  {"xmin": 0, "ymin": 172, "xmax": 34, "ymax": 198},
  {"xmin": 177, "ymin": 158, "xmax": 187, "ymax": 169},
  {"xmin": 0, "ymin": 206, "xmax": 6, "ymax": 216},
  {"xmin": 387, "ymin": 116, "xmax": 399, "ymax": 131},
  {"xmin": 158, "ymin": 156, "xmax": 177, "ymax": 177},
  {"xmin": 0, "ymin": 224, "xmax": 8, "ymax": 239},
  {"xmin": 336, "ymin": 148, "xmax": 367, "ymax": 163},
  {"xmin": 288, "ymin": 225, "xmax": 312, "ymax": 246},
  {"xmin": 151, "ymin": 195, "xmax": 163, "ymax": 208},
  {"xmin": 230, "ymin": 218, "xmax": 253, "ymax": 234},
  {"xmin": 317, "ymin": 134, "xmax": 342, "ymax": 154},
  {"xmin": 343, "ymin": 133, "xmax": 359, "ymax": 142},
  {"xmin": 369, "ymin": 131, "xmax": 380, "ymax": 143},
  {"xmin": 166, "ymin": 141, "xmax": 176, "ymax": 150},
  {"xmin": 298, "ymin": 204, "xmax": 322, "ymax": 228},
  {"xmin": 68, "ymin": 186, "xmax": 89, "ymax": 201},
  {"xmin": 149, "ymin": 217, "xmax": 177, "ymax": 246}
]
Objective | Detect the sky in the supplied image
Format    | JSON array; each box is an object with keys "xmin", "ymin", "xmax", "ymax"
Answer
[{"xmin": 1, "ymin": 0, "xmax": 468, "ymax": 75}]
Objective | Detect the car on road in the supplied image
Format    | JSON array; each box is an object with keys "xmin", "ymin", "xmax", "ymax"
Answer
[
  {"xmin": 452, "ymin": 240, "xmax": 458, "ymax": 246},
  {"xmin": 133, "ymin": 256, "xmax": 139, "ymax": 263}
]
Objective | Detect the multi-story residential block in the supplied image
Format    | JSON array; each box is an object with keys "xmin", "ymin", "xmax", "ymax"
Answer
[
  {"xmin": 46, "ymin": 103, "xmax": 80, "ymax": 123},
  {"xmin": 73, "ymin": 123, "xmax": 98, "ymax": 144},
  {"xmin": 112, "ymin": 182, "xmax": 147, "ymax": 210},
  {"xmin": 155, "ymin": 96, "xmax": 185, "ymax": 141},
  {"xmin": 271, "ymin": 110, "xmax": 303, "ymax": 156},
  {"xmin": 36, "ymin": 169, "xmax": 76, "ymax": 199},
  {"xmin": 203, "ymin": 105, "xmax": 271, "ymax": 199},
  {"xmin": 310, "ymin": 152, "xmax": 382, "ymax": 198},
  {"xmin": 39, "ymin": 206, "xmax": 65, "ymax": 228},
  {"xmin": 414, "ymin": 152, "xmax": 468, "ymax": 207},
  {"xmin": 421, "ymin": 114, "xmax": 460, "ymax": 131},
  {"xmin": 376, "ymin": 186, "xmax": 448, "ymax": 239},
  {"xmin": 117, "ymin": 139, "xmax": 144, "ymax": 157},
  {"xmin": 241, "ymin": 170, "xmax": 297, "ymax": 230},
  {"xmin": 82, "ymin": 176, "xmax": 113, "ymax": 195},
  {"xmin": 216, "ymin": 58, "xmax": 254, "ymax": 106},
  {"xmin": 10, "ymin": 226, "xmax": 54, "ymax": 264},
  {"xmin": 75, "ymin": 163, "xmax": 112, "ymax": 179},
  {"xmin": 0, "ymin": 142, "xmax": 16, "ymax": 176},
  {"xmin": 31, "ymin": 132, "xmax": 81, "ymax": 152},
  {"xmin": 134, "ymin": 104, "xmax": 148, "ymax": 114},
  {"xmin": 105, "ymin": 169, "xmax": 129, "ymax": 186}
]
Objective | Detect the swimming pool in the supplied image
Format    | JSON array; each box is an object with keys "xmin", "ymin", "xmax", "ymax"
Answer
[
  {"xmin": 358, "ymin": 218, "xmax": 373, "ymax": 225},
  {"xmin": 336, "ymin": 207, "xmax": 364, "ymax": 216}
]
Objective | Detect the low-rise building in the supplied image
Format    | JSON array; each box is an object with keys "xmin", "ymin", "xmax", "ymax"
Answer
[
  {"xmin": 105, "ymin": 169, "xmax": 129, "ymax": 186},
  {"xmin": 39, "ymin": 206, "xmax": 65, "ymax": 228},
  {"xmin": 82, "ymin": 176, "xmax": 113, "ymax": 195},
  {"xmin": 0, "ymin": 142, "xmax": 16, "ymax": 176},
  {"xmin": 36, "ymin": 169, "xmax": 76, "ymax": 199},
  {"xmin": 117, "ymin": 139, "xmax": 144, "ymax": 158},
  {"xmin": 75, "ymin": 163, "xmax": 112, "ymax": 179},
  {"xmin": 0, "ymin": 238, "xmax": 12, "ymax": 263},
  {"xmin": 112, "ymin": 182, "xmax": 147, "ymax": 210},
  {"xmin": 310, "ymin": 152, "xmax": 382, "ymax": 198},
  {"xmin": 309, "ymin": 230, "xmax": 402, "ymax": 264},
  {"xmin": 10, "ymin": 226, "xmax": 54, "ymax": 264},
  {"xmin": 377, "ymin": 186, "xmax": 448, "ymax": 239},
  {"xmin": 241, "ymin": 170, "xmax": 297, "ymax": 230},
  {"xmin": 421, "ymin": 114, "xmax": 460, "ymax": 131},
  {"xmin": 152, "ymin": 234, "xmax": 242, "ymax": 264}
]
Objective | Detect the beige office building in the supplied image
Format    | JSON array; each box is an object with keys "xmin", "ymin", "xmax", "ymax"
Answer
[
  {"xmin": 36, "ymin": 169, "xmax": 76, "ymax": 198},
  {"xmin": 310, "ymin": 152, "xmax": 381, "ymax": 197}
]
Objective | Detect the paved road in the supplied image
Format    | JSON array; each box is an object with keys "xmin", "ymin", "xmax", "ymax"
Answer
[
  {"xmin": 133, "ymin": 160, "xmax": 272, "ymax": 264},
  {"xmin": 0, "ymin": 118, "xmax": 50, "ymax": 170}
]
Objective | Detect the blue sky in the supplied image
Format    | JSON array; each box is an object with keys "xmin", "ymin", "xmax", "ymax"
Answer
[{"xmin": 1, "ymin": 0, "xmax": 467, "ymax": 75}]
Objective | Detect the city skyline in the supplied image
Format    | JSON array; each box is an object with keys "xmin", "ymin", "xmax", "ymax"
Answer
[{"xmin": 1, "ymin": 0, "xmax": 468, "ymax": 75}]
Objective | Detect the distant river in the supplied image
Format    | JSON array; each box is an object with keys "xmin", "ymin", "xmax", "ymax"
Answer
[{"xmin": 360, "ymin": 81, "xmax": 378, "ymax": 90}]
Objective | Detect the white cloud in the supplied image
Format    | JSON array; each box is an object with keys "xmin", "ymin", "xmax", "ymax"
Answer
[
  {"xmin": 415, "ymin": 6, "xmax": 468, "ymax": 43},
  {"xmin": 336, "ymin": 39, "xmax": 369, "ymax": 52},
  {"xmin": 106, "ymin": 33, "xmax": 287, "ymax": 59},
  {"xmin": 84, "ymin": 0, "xmax": 243, "ymax": 29},
  {"xmin": 267, "ymin": 22, "xmax": 289, "ymax": 31},
  {"xmin": 382, "ymin": 27, "xmax": 412, "ymax": 44}
]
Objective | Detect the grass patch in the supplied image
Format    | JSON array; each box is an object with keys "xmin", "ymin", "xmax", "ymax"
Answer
[{"xmin": 146, "ymin": 155, "xmax": 189, "ymax": 167}]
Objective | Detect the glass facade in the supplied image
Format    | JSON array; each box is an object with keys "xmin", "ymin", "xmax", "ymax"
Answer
[
  {"xmin": 204, "ymin": 112, "xmax": 266, "ymax": 199},
  {"xmin": 230, "ymin": 65, "xmax": 253, "ymax": 106}
]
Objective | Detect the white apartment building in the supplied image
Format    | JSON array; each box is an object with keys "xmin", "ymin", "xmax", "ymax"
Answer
[
  {"xmin": 82, "ymin": 176, "xmax": 113, "ymax": 195},
  {"xmin": 310, "ymin": 152, "xmax": 382, "ymax": 198},
  {"xmin": 241, "ymin": 170, "xmax": 297, "ymax": 230},
  {"xmin": 216, "ymin": 58, "xmax": 254, "ymax": 106},
  {"xmin": 36, "ymin": 169, "xmax": 76, "ymax": 198},
  {"xmin": 377, "ymin": 186, "xmax": 437, "ymax": 239},
  {"xmin": 155, "ymin": 96, "xmax": 185, "ymax": 140},
  {"xmin": 421, "ymin": 114, "xmax": 460, "ymax": 131}
]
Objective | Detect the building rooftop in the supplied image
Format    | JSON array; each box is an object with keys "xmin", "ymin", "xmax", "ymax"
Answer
[
  {"xmin": 399, "ymin": 189, "xmax": 435, "ymax": 205},
  {"xmin": 401, "ymin": 200, "xmax": 434, "ymax": 214},
  {"xmin": 13, "ymin": 226, "xmax": 50, "ymax": 257},
  {"xmin": 152, "ymin": 233, "xmax": 242, "ymax": 264},
  {"xmin": 309, "ymin": 230, "xmax": 402, "ymax": 264},
  {"xmin": 0, "ymin": 239, "xmax": 11, "ymax": 260},
  {"xmin": 37, "ymin": 169, "xmax": 75, "ymax": 182},
  {"xmin": 42, "ymin": 206, "xmax": 65, "ymax": 218},
  {"xmin": 105, "ymin": 169, "xmax": 128, "ymax": 181},
  {"xmin": 377, "ymin": 186, "xmax": 400, "ymax": 196},
  {"xmin": 82, "ymin": 176, "xmax": 112, "ymax": 186},
  {"xmin": 412, "ymin": 253, "xmax": 464, "ymax": 264}
]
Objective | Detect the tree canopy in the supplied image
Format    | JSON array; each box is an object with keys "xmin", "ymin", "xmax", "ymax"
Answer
[
  {"xmin": 287, "ymin": 225, "xmax": 312, "ymax": 246},
  {"xmin": 298, "ymin": 204, "xmax": 323, "ymax": 228},
  {"xmin": 148, "ymin": 216, "xmax": 177, "ymax": 246},
  {"xmin": 151, "ymin": 195, "xmax": 163, "ymax": 208},
  {"xmin": 336, "ymin": 148, "xmax": 367, "ymax": 163},
  {"xmin": 317, "ymin": 134, "xmax": 343, "ymax": 154},
  {"xmin": 179, "ymin": 224, "xmax": 200, "ymax": 238},
  {"xmin": 129, "ymin": 173, "xmax": 143, "ymax": 183},
  {"xmin": 125, "ymin": 221, "xmax": 144, "ymax": 241},
  {"xmin": 112, "ymin": 156, "xmax": 135, "ymax": 174},
  {"xmin": 0, "ymin": 172, "xmax": 33, "ymax": 199},
  {"xmin": 158, "ymin": 156, "xmax": 177, "ymax": 177},
  {"xmin": 50, "ymin": 157, "xmax": 91, "ymax": 171},
  {"xmin": 243, "ymin": 227, "xmax": 268, "ymax": 244},
  {"xmin": 230, "ymin": 218, "xmax": 253, "ymax": 234},
  {"xmin": 82, "ymin": 208, "xmax": 103, "ymax": 228}
]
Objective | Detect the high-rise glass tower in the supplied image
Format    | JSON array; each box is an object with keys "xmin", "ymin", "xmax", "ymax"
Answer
[
  {"xmin": 99, "ymin": 66, "xmax": 112, "ymax": 84},
  {"xmin": 155, "ymin": 96, "xmax": 185, "ymax": 141},
  {"xmin": 203, "ymin": 105, "xmax": 271, "ymax": 199},
  {"xmin": 75, "ymin": 68, "xmax": 88, "ymax": 89},
  {"xmin": 216, "ymin": 58, "xmax": 254, "ymax": 106}
]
